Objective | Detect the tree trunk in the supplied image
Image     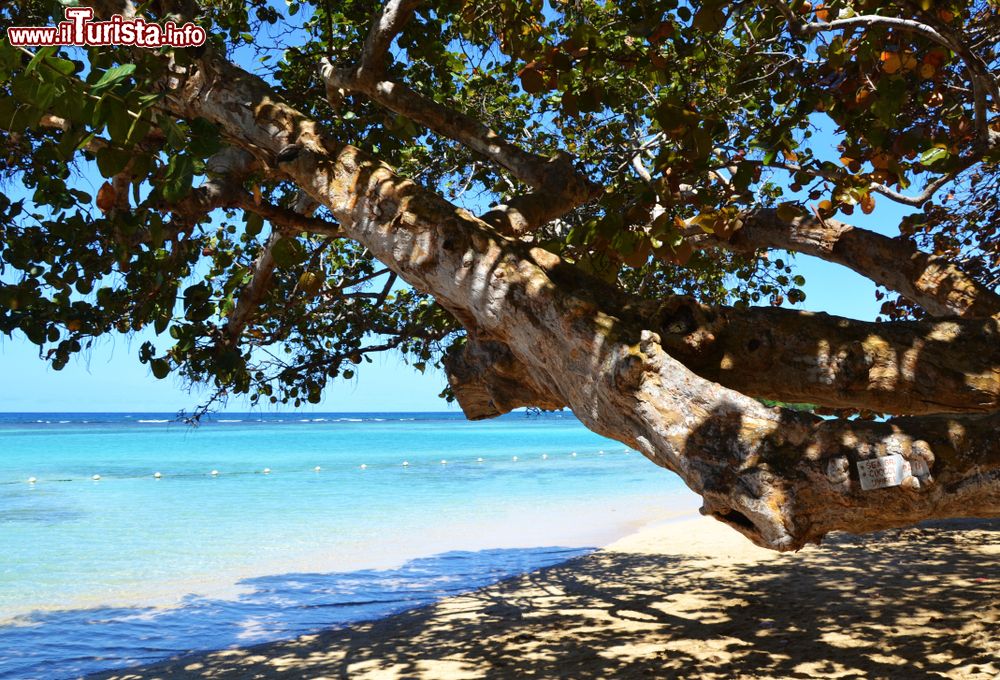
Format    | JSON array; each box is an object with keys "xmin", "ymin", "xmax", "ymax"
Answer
[{"xmin": 165, "ymin": 53, "xmax": 1000, "ymax": 551}]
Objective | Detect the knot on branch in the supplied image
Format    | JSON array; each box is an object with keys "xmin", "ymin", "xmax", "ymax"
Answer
[{"xmin": 443, "ymin": 339, "xmax": 566, "ymax": 420}]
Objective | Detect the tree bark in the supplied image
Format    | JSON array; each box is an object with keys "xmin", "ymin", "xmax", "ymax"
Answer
[
  {"xmin": 713, "ymin": 209, "xmax": 1000, "ymax": 319},
  {"xmin": 446, "ymin": 300, "xmax": 1000, "ymax": 416},
  {"xmin": 163, "ymin": 53, "xmax": 1000, "ymax": 551},
  {"xmin": 444, "ymin": 339, "xmax": 566, "ymax": 419}
]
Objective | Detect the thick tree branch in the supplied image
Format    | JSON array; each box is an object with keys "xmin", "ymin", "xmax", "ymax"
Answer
[
  {"xmin": 226, "ymin": 229, "xmax": 281, "ymax": 343},
  {"xmin": 868, "ymin": 157, "xmax": 980, "ymax": 207},
  {"xmin": 319, "ymin": 0, "xmax": 597, "ymax": 234},
  {"xmin": 164, "ymin": 147, "xmax": 255, "ymax": 222},
  {"xmin": 161, "ymin": 52, "xmax": 1000, "ymax": 551},
  {"xmin": 643, "ymin": 156, "xmax": 995, "ymax": 317},
  {"xmin": 39, "ymin": 114, "xmax": 109, "ymax": 153},
  {"xmin": 319, "ymin": 69, "xmax": 597, "ymax": 235},
  {"xmin": 226, "ymin": 192, "xmax": 333, "ymax": 343},
  {"xmin": 444, "ymin": 339, "xmax": 566, "ymax": 419},
  {"xmin": 232, "ymin": 194, "xmax": 341, "ymax": 237},
  {"xmin": 449, "ymin": 298, "xmax": 1000, "ymax": 417},
  {"xmin": 700, "ymin": 208, "xmax": 1000, "ymax": 319},
  {"xmin": 353, "ymin": 0, "xmax": 420, "ymax": 83},
  {"xmin": 161, "ymin": 148, "xmax": 341, "ymax": 237}
]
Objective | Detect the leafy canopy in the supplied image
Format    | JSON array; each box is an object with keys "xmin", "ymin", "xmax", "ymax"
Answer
[{"xmin": 0, "ymin": 0, "xmax": 997, "ymax": 415}]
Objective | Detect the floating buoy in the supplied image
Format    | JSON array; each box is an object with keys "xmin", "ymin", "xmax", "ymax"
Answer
[
  {"xmin": 210, "ymin": 470, "xmax": 219, "ymax": 476},
  {"xmin": 314, "ymin": 466, "xmax": 321, "ymax": 472},
  {"xmin": 477, "ymin": 457, "xmax": 484, "ymax": 463},
  {"xmin": 27, "ymin": 477, "xmax": 37, "ymax": 484},
  {"xmin": 571, "ymin": 452, "xmax": 577, "ymax": 457},
  {"xmin": 512, "ymin": 456, "xmax": 519, "ymax": 461},
  {"xmin": 402, "ymin": 461, "xmax": 409, "ymax": 467},
  {"xmin": 360, "ymin": 464, "xmax": 367, "ymax": 470},
  {"xmin": 599, "ymin": 450, "xmax": 605, "ymax": 455},
  {"xmin": 440, "ymin": 459, "xmax": 447, "ymax": 465},
  {"xmin": 153, "ymin": 472, "xmax": 162, "ymax": 479},
  {"xmin": 263, "ymin": 468, "xmax": 271, "ymax": 474},
  {"xmin": 92, "ymin": 474, "xmax": 101, "ymax": 481},
  {"xmin": 542, "ymin": 454, "xmax": 548, "ymax": 460}
]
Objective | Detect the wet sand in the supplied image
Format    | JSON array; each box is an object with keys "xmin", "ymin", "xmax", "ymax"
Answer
[{"xmin": 92, "ymin": 515, "xmax": 999, "ymax": 679}]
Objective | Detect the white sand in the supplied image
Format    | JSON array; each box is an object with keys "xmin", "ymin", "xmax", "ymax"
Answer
[{"xmin": 94, "ymin": 515, "xmax": 999, "ymax": 679}]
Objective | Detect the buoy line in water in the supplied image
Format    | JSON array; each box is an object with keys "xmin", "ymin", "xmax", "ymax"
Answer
[{"xmin": 2, "ymin": 448, "xmax": 636, "ymax": 486}]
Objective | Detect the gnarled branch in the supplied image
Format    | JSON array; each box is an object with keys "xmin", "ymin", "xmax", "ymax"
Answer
[
  {"xmin": 447, "ymin": 296, "xmax": 1000, "ymax": 417},
  {"xmin": 698, "ymin": 208, "xmax": 1000, "ymax": 319},
  {"xmin": 226, "ymin": 229, "xmax": 282, "ymax": 343},
  {"xmin": 444, "ymin": 339, "xmax": 566, "ymax": 419},
  {"xmin": 353, "ymin": 0, "xmax": 421, "ymax": 83}
]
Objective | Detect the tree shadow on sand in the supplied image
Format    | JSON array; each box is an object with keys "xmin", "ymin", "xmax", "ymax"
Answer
[
  {"xmin": 90, "ymin": 519, "xmax": 999, "ymax": 680},
  {"xmin": 0, "ymin": 547, "xmax": 592, "ymax": 679}
]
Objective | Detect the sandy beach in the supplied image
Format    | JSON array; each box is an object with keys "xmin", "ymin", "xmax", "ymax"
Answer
[{"xmin": 91, "ymin": 515, "xmax": 998, "ymax": 679}]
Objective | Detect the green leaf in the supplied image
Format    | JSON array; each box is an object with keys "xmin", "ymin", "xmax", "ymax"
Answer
[
  {"xmin": 106, "ymin": 103, "xmax": 131, "ymax": 144},
  {"xmin": 776, "ymin": 201, "xmax": 803, "ymax": 222},
  {"xmin": 96, "ymin": 147, "xmax": 132, "ymax": 178},
  {"xmin": 91, "ymin": 64, "xmax": 136, "ymax": 93},
  {"xmin": 46, "ymin": 57, "xmax": 77, "ymax": 76},
  {"xmin": 35, "ymin": 82, "xmax": 57, "ymax": 110},
  {"xmin": 0, "ymin": 98, "xmax": 17, "ymax": 130},
  {"xmin": 161, "ymin": 154, "xmax": 195, "ymax": 202},
  {"xmin": 86, "ymin": 94, "xmax": 105, "ymax": 128},
  {"xmin": 11, "ymin": 74, "xmax": 39, "ymax": 105},
  {"xmin": 150, "ymin": 358, "xmax": 171, "ymax": 379},
  {"xmin": 126, "ymin": 113, "xmax": 151, "ymax": 147},
  {"xmin": 188, "ymin": 118, "xmax": 221, "ymax": 157},
  {"xmin": 244, "ymin": 211, "xmax": 264, "ymax": 238},
  {"xmin": 919, "ymin": 146, "xmax": 950, "ymax": 166},
  {"xmin": 271, "ymin": 237, "xmax": 307, "ymax": 268},
  {"xmin": 159, "ymin": 116, "xmax": 186, "ymax": 149},
  {"xmin": 25, "ymin": 47, "xmax": 57, "ymax": 75},
  {"xmin": 136, "ymin": 93, "xmax": 163, "ymax": 108}
]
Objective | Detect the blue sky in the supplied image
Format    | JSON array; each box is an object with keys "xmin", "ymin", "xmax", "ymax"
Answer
[{"xmin": 0, "ymin": 331, "xmax": 453, "ymax": 411}]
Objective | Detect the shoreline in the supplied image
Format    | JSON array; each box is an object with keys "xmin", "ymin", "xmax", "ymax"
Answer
[
  {"xmin": 0, "ymin": 491, "xmax": 699, "ymax": 627},
  {"xmin": 91, "ymin": 515, "xmax": 999, "ymax": 679}
]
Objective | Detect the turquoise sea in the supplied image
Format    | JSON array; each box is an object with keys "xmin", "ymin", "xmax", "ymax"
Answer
[{"xmin": 0, "ymin": 412, "xmax": 697, "ymax": 679}]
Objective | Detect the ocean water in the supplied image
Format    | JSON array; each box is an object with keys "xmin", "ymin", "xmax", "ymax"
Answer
[{"xmin": 0, "ymin": 412, "xmax": 697, "ymax": 679}]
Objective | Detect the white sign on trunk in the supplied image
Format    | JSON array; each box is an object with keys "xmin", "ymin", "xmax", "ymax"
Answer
[{"xmin": 857, "ymin": 454, "xmax": 929, "ymax": 491}]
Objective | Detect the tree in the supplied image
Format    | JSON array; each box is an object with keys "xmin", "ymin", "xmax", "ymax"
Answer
[{"xmin": 1, "ymin": 0, "xmax": 998, "ymax": 550}]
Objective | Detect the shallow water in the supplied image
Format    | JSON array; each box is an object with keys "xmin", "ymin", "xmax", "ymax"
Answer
[{"xmin": 0, "ymin": 412, "xmax": 696, "ymax": 678}]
